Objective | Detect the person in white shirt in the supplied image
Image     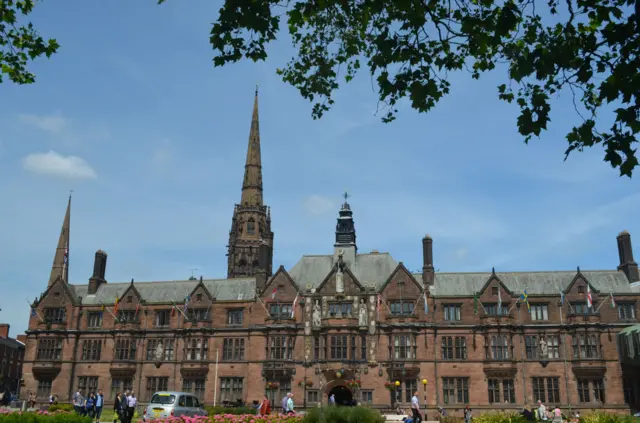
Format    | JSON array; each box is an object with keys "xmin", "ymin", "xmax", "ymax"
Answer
[
  {"xmin": 537, "ymin": 400, "xmax": 548, "ymax": 421},
  {"xmin": 411, "ymin": 391, "xmax": 422, "ymax": 423},
  {"xmin": 286, "ymin": 393, "xmax": 294, "ymax": 414},
  {"xmin": 126, "ymin": 392, "xmax": 137, "ymax": 423}
]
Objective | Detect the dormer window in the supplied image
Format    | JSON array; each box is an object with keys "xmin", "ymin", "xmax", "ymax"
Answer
[
  {"xmin": 492, "ymin": 287, "xmax": 499, "ymax": 295},
  {"xmin": 578, "ymin": 286, "xmax": 585, "ymax": 294},
  {"xmin": 127, "ymin": 296, "xmax": 133, "ymax": 303},
  {"xmin": 247, "ymin": 219, "xmax": 255, "ymax": 235},
  {"xmin": 196, "ymin": 294, "xmax": 203, "ymax": 302}
]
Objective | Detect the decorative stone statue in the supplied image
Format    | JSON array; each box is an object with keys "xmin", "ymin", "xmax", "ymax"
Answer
[
  {"xmin": 304, "ymin": 337, "xmax": 312, "ymax": 361},
  {"xmin": 359, "ymin": 299, "xmax": 368, "ymax": 327},
  {"xmin": 370, "ymin": 339, "xmax": 376, "ymax": 362},
  {"xmin": 336, "ymin": 268, "xmax": 344, "ymax": 294},
  {"xmin": 155, "ymin": 342, "xmax": 164, "ymax": 361},
  {"xmin": 304, "ymin": 321, "xmax": 311, "ymax": 336},
  {"xmin": 368, "ymin": 319, "xmax": 376, "ymax": 335},
  {"xmin": 312, "ymin": 301, "xmax": 322, "ymax": 328},
  {"xmin": 539, "ymin": 337, "xmax": 548, "ymax": 358}
]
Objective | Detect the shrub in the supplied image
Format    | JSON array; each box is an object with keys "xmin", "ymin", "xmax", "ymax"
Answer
[
  {"xmin": 212, "ymin": 415, "xmax": 300, "ymax": 423},
  {"xmin": 47, "ymin": 404, "xmax": 74, "ymax": 413},
  {"xmin": 204, "ymin": 406, "xmax": 257, "ymax": 416},
  {"xmin": 441, "ymin": 417, "xmax": 464, "ymax": 423},
  {"xmin": 472, "ymin": 412, "xmax": 528, "ymax": 423},
  {"xmin": 0, "ymin": 410, "xmax": 92, "ymax": 423},
  {"xmin": 580, "ymin": 412, "xmax": 636, "ymax": 423},
  {"xmin": 303, "ymin": 406, "xmax": 384, "ymax": 423}
]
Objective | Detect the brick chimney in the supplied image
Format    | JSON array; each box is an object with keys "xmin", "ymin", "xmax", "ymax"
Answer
[
  {"xmin": 422, "ymin": 235, "xmax": 434, "ymax": 285},
  {"xmin": 16, "ymin": 334, "xmax": 26, "ymax": 344},
  {"xmin": 88, "ymin": 250, "xmax": 108, "ymax": 294},
  {"xmin": 0, "ymin": 324, "xmax": 10, "ymax": 338},
  {"xmin": 617, "ymin": 231, "xmax": 639, "ymax": 282}
]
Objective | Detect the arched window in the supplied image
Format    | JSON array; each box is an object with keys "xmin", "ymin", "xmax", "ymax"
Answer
[{"xmin": 247, "ymin": 218, "xmax": 255, "ymax": 235}]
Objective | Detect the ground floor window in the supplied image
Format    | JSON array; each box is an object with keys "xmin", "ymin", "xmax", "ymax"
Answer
[
  {"xmin": 307, "ymin": 390, "xmax": 319, "ymax": 404},
  {"xmin": 577, "ymin": 379, "xmax": 605, "ymax": 404},
  {"xmin": 487, "ymin": 379, "xmax": 516, "ymax": 404},
  {"xmin": 183, "ymin": 379, "xmax": 206, "ymax": 401},
  {"xmin": 442, "ymin": 377, "xmax": 469, "ymax": 405},
  {"xmin": 532, "ymin": 377, "xmax": 560, "ymax": 404},
  {"xmin": 361, "ymin": 390, "xmax": 373, "ymax": 404},
  {"xmin": 111, "ymin": 378, "xmax": 133, "ymax": 400},
  {"xmin": 37, "ymin": 379, "xmax": 53, "ymax": 399},
  {"xmin": 266, "ymin": 378, "xmax": 291, "ymax": 405},
  {"xmin": 78, "ymin": 376, "xmax": 99, "ymax": 394},
  {"xmin": 146, "ymin": 377, "xmax": 169, "ymax": 401},
  {"xmin": 392, "ymin": 379, "xmax": 418, "ymax": 404},
  {"xmin": 220, "ymin": 377, "xmax": 243, "ymax": 403}
]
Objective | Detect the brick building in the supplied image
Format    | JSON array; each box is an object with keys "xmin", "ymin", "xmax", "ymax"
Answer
[
  {"xmin": 0, "ymin": 324, "xmax": 25, "ymax": 394},
  {"xmin": 21, "ymin": 91, "xmax": 640, "ymax": 413}
]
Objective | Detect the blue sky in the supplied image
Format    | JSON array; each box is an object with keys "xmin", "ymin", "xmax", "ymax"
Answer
[{"xmin": 1, "ymin": 1, "xmax": 639, "ymax": 336}]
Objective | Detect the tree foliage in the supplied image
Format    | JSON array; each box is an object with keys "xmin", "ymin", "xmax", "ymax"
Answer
[
  {"xmin": 0, "ymin": 0, "xmax": 59, "ymax": 85},
  {"xmin": 183, "ymin": 0, "xmax": 639, "ymax": 176}
]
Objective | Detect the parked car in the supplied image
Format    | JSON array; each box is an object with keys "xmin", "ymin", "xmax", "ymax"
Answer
[{"xmin": 143, "ymin": 391, "xmax": 208, "ymax": 421}]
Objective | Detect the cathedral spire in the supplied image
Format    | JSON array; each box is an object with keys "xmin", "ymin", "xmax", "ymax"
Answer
[
  {"xmin": 48, "ymin": 194, "xmax": 71, "ymax": 287},
  {"xmin": 240, "ymin": 87, "xmax": 263, "ymax": 207}
]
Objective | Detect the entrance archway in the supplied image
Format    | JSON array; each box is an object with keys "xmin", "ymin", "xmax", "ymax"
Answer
[{"xmin": 328, "ymin": 385, "xmax": 353, "ymax": 406}]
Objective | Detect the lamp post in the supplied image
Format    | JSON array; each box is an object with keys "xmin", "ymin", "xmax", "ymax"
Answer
[{"xmin": 421, "ymin": 379, "xmax": 428, "ymax": 415}]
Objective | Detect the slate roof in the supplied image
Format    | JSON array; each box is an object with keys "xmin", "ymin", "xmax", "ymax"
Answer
[
  {"xmin": 412, "ymin": 270, "xmax": 634, "ymax": 296},
  {"xmin": 69, "ymin": 278, "xmax": 256, "ymax": 305},
  {"xmin": 288, "ymin": 252, "xmax": 398, "ymax": 289}
]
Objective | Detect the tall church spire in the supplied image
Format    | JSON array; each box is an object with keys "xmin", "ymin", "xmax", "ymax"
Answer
[
  {"xmin": 227, "ymin": 90, "xmax": 274, "ymax": 283},
  {"xmin": 48, "ymin": 194, "xmax": 71, "ymax": 286},
  {"xmin": 240, "ymin": 87, "xmax": 263, "ymax": 207}
]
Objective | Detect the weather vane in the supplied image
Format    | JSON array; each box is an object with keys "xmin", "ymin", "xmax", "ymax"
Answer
[{"xmin": 343, "ymin": 192, "xmax": 349, "ymax": 202}]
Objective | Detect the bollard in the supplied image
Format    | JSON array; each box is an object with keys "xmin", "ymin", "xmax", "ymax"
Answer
[{"xmin": 21, "ymin": 400, "xmax": 27, "ymax": 412}]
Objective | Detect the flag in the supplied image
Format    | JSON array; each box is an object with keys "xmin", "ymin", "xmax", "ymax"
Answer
[
  {"xmin": 291, "ymin": 293, "xmax": 299, "ymax": 318},
  {"xmin": 560, "ymin": 290, "xmax": 565, "ymax": 306},
  {"xmin": 423, "ymin": 292, "xmax": 429, "ymax": 315},
  {"xmin": 377, "ymin": 294, "xmax": 382, "ymax": 313},
  {"xmin": 473, "ymin": 293, "xmax": 479, "ymax": 315},
  {"xmin": 31, "ymin": 308, "xmax": 37, "ymax": 317},
  {"xmin": 497, "ymin": 288, "xmax": 503, "ymax": 312},
  {"xmin": 134, "ymin": 303, "xmax": 140, "ymax": 317},
  {"xmin": 63, "ymin": 242, "xmax": 69, "ymax": 265},
  {"xmin": 184, "ymin": 294, "xmax": 191, "ymax": 312},
  {"xmin": 171, "ymin": 304, "xmax": 176, "ymax": 317},
  {"xmin": 100, "ymin": 304, "xmax": 105, "ymax": 317},
  {"xmin": 271, "ymin": 287, "xmax": 277, "ymax": 299},
  {"xmin": 610, "ymin": 293, "xmax": 616, "ymax": 308},
  {"xmin": 587, "ymin": 285, "xmax": 593, "ymax": 308},
  {"xmin": 113, "ymin": 295, "xmax": 120, "ymax": 314},
  {"xmin": 519, "ymin": 290, "xmax": 530, "ymax": 311}
]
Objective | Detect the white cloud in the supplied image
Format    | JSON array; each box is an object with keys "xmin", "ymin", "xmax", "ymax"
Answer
[
  {"xmin": 22, "ymin": 150, "xmax": 98, "ymax": 180},
  {"xmin": 303, "ymin": 195, "xmax": 337, "ymax": 216},
  {"xmin": 18, "ymin": 112, "xmax": 68, "ymax": 134}
]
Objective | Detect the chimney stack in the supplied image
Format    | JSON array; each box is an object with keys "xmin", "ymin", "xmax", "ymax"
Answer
[
  {"xmin": 617, "ymin": 231, "xmax": 639, "ymax": 282},
  {"xmin": 88, "ymin": 250, "xmax": 108, "ymax": 294},
  {"xmin": 422, "ymin": 235, "xmax": 434, "ymax": 285},
  {"xmin": 0, "ymin": 324, "xmax": 9, "ymax": 338}
]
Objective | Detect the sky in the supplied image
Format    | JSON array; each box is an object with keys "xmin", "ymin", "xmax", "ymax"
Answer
[{"xmin": 1, "ymin": 1, "xmax": 639, "ymax": 336}]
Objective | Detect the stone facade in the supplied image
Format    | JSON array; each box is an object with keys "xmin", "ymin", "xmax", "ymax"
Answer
[
  {"xmin": 21, "ymin": 92, "xmax": 640, "ymax": 415},
  {"xmin": 0, "ymin": 324, "xmax": 25, "ymax": 394}
]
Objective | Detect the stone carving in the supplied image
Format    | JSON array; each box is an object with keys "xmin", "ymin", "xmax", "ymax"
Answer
[
  {"xmin": 336, "ymin": 252, "xmax": 345, "ymax": 293},
  {"xmin": 312, "ymin": 301, "xmax": 322, "ymax": 328},
  {"xmin": 304, "ymin": 321, "xmax": 311, "ymax": 336},
  {"xmin": 155, "ymin": 342, "xmax": 164, "ymax": 361},
  {"xmin": 322, "ymin": 297, "xmax": 328, "ymax": 317},
  {"xmin": 359, "ymin": 299, "xmax": 368, "ymax": 327},
  {"xmin": 304, "ymin": 337, "xmax": 312, "ymax": 361},
  {"xmin": 368, "ymin": 319, "xmax": 376, "ymax": 335},
  {"xmin": 539, "ymin": 337, "xmax": 548, "ymax": 358},
  {"xmin": 370, "ymin": 339, "xmax": 376, "ymax": 362}
]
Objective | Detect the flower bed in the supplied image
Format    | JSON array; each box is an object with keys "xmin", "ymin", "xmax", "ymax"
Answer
[
  {"xmin": 0, "ymin": 409, "xmax": 91, "ymax": 423},
  {"xmin": 142, "ymin": 414, "xmax": 301, "ymax": 423}
]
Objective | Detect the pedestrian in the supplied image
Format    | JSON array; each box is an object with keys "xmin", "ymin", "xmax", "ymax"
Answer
[
  {"xmin": 126, "ymin": 391, "xmax": 137, "ymax": 423},
  {"xmin": 553, "ymin": 406, "xmax": 562, "ymax": 423},
  {"xmin": 464, "ymin": 406, "xmax": 472, "ymax": 423},
  {"xmin": 286, "ymin": 393, "xmax": 295, "ymax": 415},
  {"xmin": 329, "ymin": 393, "xmax": 335, "ymax": 406},
  {"xmin": 280, "ymin": 393, "xmax": 288, "ymax": 414},
  {"xmin": 95, "ymin": 389, "xmax": 104, "ymax": 423},
  {"xmin": 73, "ymin": 390, "xmax": 84, "ymax": 415},
  {"xmin": 86, "ymin": 393, "xmax": 95, "ymax": 418},
  {"xmin": 113, "ymin": 392, "xmax": 122, "ymax": 423},
  {"xmin": 411, "ymin": 391, "xmax": 422, "ymax": 423},
  {"xmin": 537, "ymin": 400, "xmax": 548, "ymax": 421},
  {"xmin": 258, "ymin": 395, "xmax": 270, "ymax": 416}
]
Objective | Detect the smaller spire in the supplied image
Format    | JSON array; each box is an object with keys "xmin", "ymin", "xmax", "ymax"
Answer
[{"xmin": 48, "ymin": 195, "xmax": 71, "ymax": 286}]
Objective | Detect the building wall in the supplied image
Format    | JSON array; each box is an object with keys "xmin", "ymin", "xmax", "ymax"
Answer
[
  {"xmin": 21, "ymin": 275, "xmax": 638, "ymax": 415},
  {"xmin": 0, "ymin": 324, "xmax": 26, "ymax": 395}
]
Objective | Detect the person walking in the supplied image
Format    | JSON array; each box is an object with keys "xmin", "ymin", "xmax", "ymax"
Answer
[
  {"xmin": 73, "ymin": 390, "xmax": 84, "ymax": 415},
  {"xmin": 280, "ymin": 394, "xmax": 288, "ymax": 414},
  {"xmin": 552, "ymin": 406, "xmax": 562, "ymax": 423},
  {"xmin": 537, "ymin": 401, "xmax": 548, "ymax": 422},
  {"xmin": 86, "ymin": 393, "xmax": 96, "ymax": 418},
  {"xmin": 411, "ymin": 391, "xmax": 422, "ymax": 423},
  {"xmin": 113, "ymin": 392, "xmax": 122, "ymax": 423},
  {"xmin": 95, "ymin": 389, "xmax": 104, "ymax": 423},
  {"xmin": 464, "ymin": 406, "xmax": 473, "ymax": 423},
  {"xmin": 329, "ymin": 393, "xmax": 336, "ymax": 406},
  {"xmin": 258, "ymin": 395, "xmax": 270, "ymax": 416},
  {"xmin": 286, "ymin": 393, "xmax": 295, "ymax": 415},
  {"xmin": 126, "ymin": 391, "xmax": 137, "ymax": 423}
]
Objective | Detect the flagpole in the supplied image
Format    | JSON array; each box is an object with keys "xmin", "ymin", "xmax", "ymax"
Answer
[
  {"xmin": 99, "ymin": 301, "xmax": 118, "ymax": 320},
  {"xmin": 26, "ymin": 299, "xmax": 44, "ymax": 322},
  {"xmin": 213, "ymin": 349, "xmax": 219, "ymax": 406},
  {"xmin": 559, "ymin": 300, "xmax": 572, "ymax": 414}
]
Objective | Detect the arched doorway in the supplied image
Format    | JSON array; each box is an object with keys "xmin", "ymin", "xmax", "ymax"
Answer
[{"xmin": 328, "ymin": 385, "xmax": 353, "ymax": 406}]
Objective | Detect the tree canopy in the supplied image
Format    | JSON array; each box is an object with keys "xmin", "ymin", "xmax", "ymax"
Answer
[
  {"xmin": 192, "ymin": 0, "xmax": 639, "ymax": 176},
  {"xmin": 0, "ymin": 0, "xmax": 59, "ymax": 84}
]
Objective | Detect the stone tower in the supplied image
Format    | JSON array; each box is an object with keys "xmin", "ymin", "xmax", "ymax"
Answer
[
  {"xmin": 226, "ymin": 89, "xmax": 274, "ymax": 279},
  {"xmin": 48, "ymin": 195, "xmax": 71, "ymax": 286}
]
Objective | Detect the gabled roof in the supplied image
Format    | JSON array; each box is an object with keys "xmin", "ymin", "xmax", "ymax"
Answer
[
  {"xmin": 315, "ymin": 262, "xmax": 366, "ymax": 292},
  {"xmin": 378, "ymin": 262, "xmax": 423, "ymax": 293},
  {"xmin": 73, "ymin": 277, "xmax": 256, "ymax": 306},
  {"xmin": 477, "ymin": 272, "xmax": 515, "ymax": 296},
  {"xmin": 261, "ymin": 266, "xmax": 299, "ymax": 296},
  {"xmin": 288, "ymin": 252, "xmax": 398, "ymax": 290},
  {"xmin": 413, "ymin": 270, "xmax": 634, "ymax": 297}
]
